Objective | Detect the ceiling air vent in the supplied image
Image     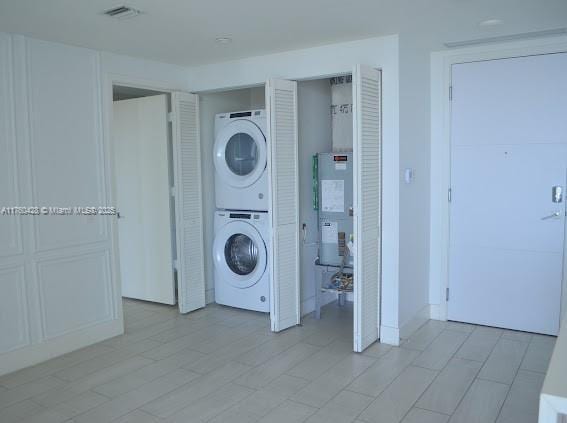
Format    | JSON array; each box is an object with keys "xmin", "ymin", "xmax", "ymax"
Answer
[{"xmin": 103, "ymin": 5, "xmax": 141, "ymax": 19}]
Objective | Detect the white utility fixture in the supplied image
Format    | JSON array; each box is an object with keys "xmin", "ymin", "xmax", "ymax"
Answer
[
  {"xmin": 448, "ymin": 53, "xmax": 567, "ymax": 335},
  {"xmin": 213, "ymin": 211, "xmax": 270, "ymax": 312},
  {"xmin": 213, "ymin": 109, "xmax": 268, "ymax": 211}
]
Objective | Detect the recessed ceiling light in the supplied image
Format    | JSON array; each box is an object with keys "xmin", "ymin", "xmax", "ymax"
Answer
[
  {"xmin": 480, "ymin": 19, "xmax": 503, "ymax": 27},
  {"xmin": 215, "ymin": 37, "xmax": 233, "ymax": 44}
]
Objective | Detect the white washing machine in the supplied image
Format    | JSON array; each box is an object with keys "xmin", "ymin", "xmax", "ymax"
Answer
[
  {"xmin": 213, "ymin": 210, "xmax": 270, "ymax": 312},
  {"xmin": 214, "ymin": 110, "xmax": 268, "ymax": 211}
]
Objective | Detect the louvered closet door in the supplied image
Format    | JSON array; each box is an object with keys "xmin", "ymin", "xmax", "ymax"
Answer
[
  {"xmin": 353, "ymin": 65, "xmax": 382, "ymax": 352},
  {"xmin": 171, "ymin": 92, "xmax": 206, "ymax": 313},
  {"xmin": 266, "ymin": 79, "xmax": 300, "ymax": 332}
]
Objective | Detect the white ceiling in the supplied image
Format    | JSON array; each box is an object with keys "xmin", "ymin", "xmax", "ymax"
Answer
[{"xmin": 0, "ymin": 0, "xmax": 566, "ymax": 66}]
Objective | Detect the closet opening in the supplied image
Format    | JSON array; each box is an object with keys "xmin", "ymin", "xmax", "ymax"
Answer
[
  {"xmin": 297, "ymin": 75, "xmax": 354, "ymax": 344},
  {"xmin": 198, "ymin": 85, "xmax": 270, "ymax": 317},
  {"xmin": 111, "ymin": 85, "xmax": 178, "ymax": 306},
  {"xmin": 195, "ymin": 67, "xmax": 380, "ymax": 353}
]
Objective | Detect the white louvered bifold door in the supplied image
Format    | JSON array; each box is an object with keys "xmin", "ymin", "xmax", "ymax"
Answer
[
  {"xmin": 353, "ymin": 65, "xmax": 382, "ymax": 352},
  {"xmin": 171, "ymin": 92, "xmax": 206, "ymax": 314},
  {"xmin": 266, "ymin": 79, "xmax": 300, "ymax": 332}
]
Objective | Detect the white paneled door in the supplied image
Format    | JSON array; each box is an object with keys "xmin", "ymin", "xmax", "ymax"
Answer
[
  {"xmin": 266, "ymin": 78, "xmax": 300, "ymax": 332},
  {"xmin": 449, "ymin": 53, "xmax": 567, "ymax": 335},
  {"xmin": 171, "ymin": 92, "xmax": 206, "ymax": 314},
  {"xmin": 113, "ymin": 95, "xmax": 175, "ymax": 305},
  {"xmin": 353, "ymin": 65, "xmax": 382, "ymax": 352}
]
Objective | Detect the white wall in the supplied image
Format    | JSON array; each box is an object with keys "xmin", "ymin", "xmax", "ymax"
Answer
[
  {"xmin": 0, "ymin": 32, "xmax": 192, "ymax": 376},
  {"xmin": 199, "ymin": 88, "xmax": 265, "ymax": 303},
  {"xmin": 187, "ymin": 35, "xmax": 402, "ymax": 344},
  {"xmin": 396, "ymin": 34, "xmax": 433, "ymax": 336}
]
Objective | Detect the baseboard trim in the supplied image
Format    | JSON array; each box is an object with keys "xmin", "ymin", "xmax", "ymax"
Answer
[
  {"xmin": 0, "ymin": 317, "xmax": 124, "ymax": 377},
  {"xmin": 380, "ymin": 325, "xmax": 400, "ymax": 346}
]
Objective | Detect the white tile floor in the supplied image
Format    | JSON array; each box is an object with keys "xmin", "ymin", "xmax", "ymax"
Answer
[{"xmin": 0, "ymin": 299, "xmax": 556, "ymax": 423}]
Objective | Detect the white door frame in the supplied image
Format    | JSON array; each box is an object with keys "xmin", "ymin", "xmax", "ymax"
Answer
[
  {"xmin": 429, "ymin": 36, "xmax": 567, "ymax": 323},
  {"xmin": 102, "ymin": 74, "xmax": 186, "ymax": 323}
]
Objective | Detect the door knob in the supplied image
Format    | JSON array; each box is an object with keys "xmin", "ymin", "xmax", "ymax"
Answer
[{"xmin": 541, "ymin": 211, "xmax": 561, "ymax": 220}]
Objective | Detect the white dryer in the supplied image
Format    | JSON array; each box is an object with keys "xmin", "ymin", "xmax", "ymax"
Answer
[
  {"xmin": 214, "ymin": 110, "xmax": 268, "ymax": 211},
  {"xmin": 213, "ymin": 210, "xmax": 270, "ymax": 312}
]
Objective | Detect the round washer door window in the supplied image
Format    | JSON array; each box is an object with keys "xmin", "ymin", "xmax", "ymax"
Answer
[
  {"xmin": 213, "ymin": 220, "xmax": 267, "ymax": 289},
  {"xmin": 224, "ymin": 233, "xmax": 258, "ymax": 275},
  {"xmin": 214, "ymin": 119, "xmax": 266, "ymax": 188}
]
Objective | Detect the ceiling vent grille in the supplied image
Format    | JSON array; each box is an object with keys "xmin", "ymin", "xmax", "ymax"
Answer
[{"xmin": 103, "ymin": 5, "xmax": 141, "ymax": 19}]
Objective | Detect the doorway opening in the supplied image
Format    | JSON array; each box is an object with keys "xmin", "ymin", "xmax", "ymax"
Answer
[
  {"xmin": 112, "ymin": 85, "xmax": 178, "ymax": 306},
  {"xmin": 298, "ymin": 75, "xmax": 354, "ymax": 346}
]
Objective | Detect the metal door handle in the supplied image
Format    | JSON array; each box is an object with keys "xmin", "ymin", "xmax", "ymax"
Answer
[{"xmin": 541, "ymin": 212, "xmax": 561, "ymax": 220}]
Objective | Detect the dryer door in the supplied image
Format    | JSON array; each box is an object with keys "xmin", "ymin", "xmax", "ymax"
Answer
[
  {"xmin": 213, "ymin": 220, "xmax": 267, "ymax": 288},
  {"xmin": 214, "ymin": 119, "xmax": 267, "ymax": 188}
]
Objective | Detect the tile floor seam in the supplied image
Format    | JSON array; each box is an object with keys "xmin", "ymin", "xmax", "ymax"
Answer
[
  {"xmin": 409, "ymin": 325, "xmax": 473, "ymax": 374},
  {"xmin": 281, "ymin": 371, "xmax": 311, "ymax": 382},
  {"xmin": 407, "ymin": 364, "xmax": 445, "ymax": 416},
  {"xmin": 403, "ymin": 323, "xmax": 447, "ymax": 352},
  {"xmin": 352, "ymin": 322, "xmax": 473, "ymax": 422},
  {"xmin": 233, "ymin": 338, "xmax": 305, "ymax": 367},
  {"xmin": 413, "ymin": 405, "xmax": 452, "ymax": 417},
  {"xmin": 492, "ymin": 336, "xmax": 531, "ymax": 423},
  {"xmin": 87, "ymin": 387, "xmax": 113, "ymax": 400},
  {"xmin": 348, "ymin": 363, "xmax": 435, "ymax": 423},
  {"xmin": 409, "ymin": 325, "xmax": 477, "ymax": 421},
  {"xmin": 341, "ymin": 388, "xmax": 376, "ymax": 400}
]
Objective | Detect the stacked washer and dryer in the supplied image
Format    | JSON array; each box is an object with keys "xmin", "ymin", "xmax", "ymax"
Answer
[{"xmin": 212, "ymin": 110, "xmax": 270, "ymax": 312}]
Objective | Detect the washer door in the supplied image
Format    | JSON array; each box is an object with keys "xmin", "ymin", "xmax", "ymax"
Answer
[
  {"xmin": 214, "ymin": 119, "xmax": 267, "ymax": 188},
  {"xmin": 213, "ymin": 220, "xmax": 267, "ymax": 288}
]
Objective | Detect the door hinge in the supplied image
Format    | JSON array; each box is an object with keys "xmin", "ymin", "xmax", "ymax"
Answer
[
  {"xmin": 446, "ymin": 288, "xmax": 450, "ymax": 302},
  {"xmin": 173, "ymin": 259, "xmax": 178, "ymax": 271},
  {"xmin": 448, "ymin": 188, "xmax": 452, "ymax": 203},
  {"xmin": 449, "ymin": 86, "xmax": 453, "ymax": 101},
  {"xmin": 170, "ymin": 186, "xmax": 176, "ymax": 197},
  {"xmin": 168, "ymin": 112, "xmax": 175, "ymax": 122}
]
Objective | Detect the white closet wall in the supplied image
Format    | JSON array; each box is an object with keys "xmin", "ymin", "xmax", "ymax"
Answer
[{"xmin": 199, "ymin": 87, "xmax": 265, "ymax": 303}]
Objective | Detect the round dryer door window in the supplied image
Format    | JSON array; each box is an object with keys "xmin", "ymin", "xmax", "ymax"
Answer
[
  {"xmin": 213, "ymin": 220, "xmax": 267, "ymax": 289},
  {"xmin": 225, "ymin": 133, "xmax": 258, "ymax": 176},
  {"xmin": 214, "ymin": 119, "xmax": 267, "ymax": 188}
]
